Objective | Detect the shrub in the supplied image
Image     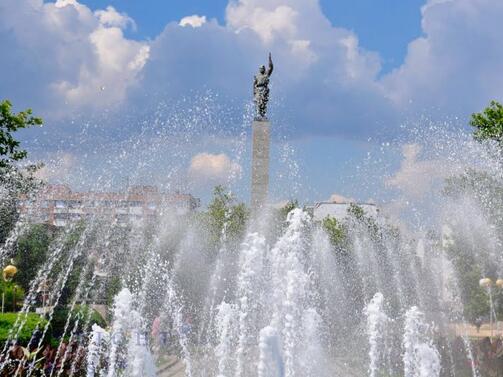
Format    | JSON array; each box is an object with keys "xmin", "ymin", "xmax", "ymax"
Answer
[
  {"xmin": 0, "ymin": 280, "xmax": 25, "ymax": 312},
  {"xmin": 50, "ymin": 305, "xmax": 106, "ymax": 340},
  {"xmin": 0, "ymin": 312, "xmax": 47, "ymax": 345}
]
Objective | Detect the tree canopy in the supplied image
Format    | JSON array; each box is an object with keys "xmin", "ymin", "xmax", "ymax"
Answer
[
  {"xmin": 205, "ymin": 185, "xmax": 249, "ymax": 248},
  {"xmin": 0, "ymin": 100, "xmax": 42, "ymax": 168},
  {"xmin": 470, "ymin": 100, "xmax": 503, "ymax": 143}
]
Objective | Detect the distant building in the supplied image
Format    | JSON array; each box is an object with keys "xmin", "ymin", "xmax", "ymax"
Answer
[
  {"xmin": 18, "ymin": 184, "xmax": 200, "ymax": 227},
  {"xmin": 311, "ymin": 201, "xmax": 379, "ymax": 223}
]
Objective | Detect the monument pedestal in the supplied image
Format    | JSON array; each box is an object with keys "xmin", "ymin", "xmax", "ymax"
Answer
[{"xmin": 251, "ymin": 119, "xmax": 270, "ymax": 211}]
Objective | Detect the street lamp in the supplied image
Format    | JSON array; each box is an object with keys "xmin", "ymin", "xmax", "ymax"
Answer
[{"xmin": 2, "ymin": 262, "xmax": 18, "ymax": 313}]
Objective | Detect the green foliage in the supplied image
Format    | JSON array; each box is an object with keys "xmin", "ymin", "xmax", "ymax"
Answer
[
  {"xmin": 104, "ymin": 275, "xmax": 123, "ymax": 308},
  {"xmin": 13, "ymin": 224, "xmax": 53, "ymax": 292},
  {"xmin": 204, "ymin": 185, "xmax": 249, "ymax": 247},
  {"xmin": 0, "ymin": 100, "xmax": 43, "ymax": 244},
  {"xmin": 321, "ymin": 216, "xmax": 347, "ymax": 248},
  {"xmin": 443, "ymin": 169, "xmax": 503, "ymax": 320},
  {"xmin": 470, "ymin": 100, "xmax": 503, "ymax": 143},
  {"xmin": 446, "ymin": 243, "xmax": 492, "ymax": 321},
  {"xmin": 267, "ymin": 200, "xmax": 300, "ymax": 239},
  {"xmin": 0, "ymin": 100, "xmax": 42, "ymax": 168},
  {"xmin": 347, "ymin": 203, "xmax": 365, "ymax": 220},
  {"xmin": 50, "ymin": 305, "xmax": 106, "ymax": 340},
  {"xmin": 0, "ymin": 281, "xmax": 25, "ymax": 312},
  {"xmin": 0, "ymin": 312, "xmax": 47, "ymax": 345},
  {"xmin": 278, "ymin": 200, "xmax": 298, "ymax": 221},
  {"xmin": 347, "ymin": 203, "xmax": 381, "ymax": 240}
]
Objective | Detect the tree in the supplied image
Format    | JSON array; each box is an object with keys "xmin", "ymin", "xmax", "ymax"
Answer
[
  {"xmin": 321, "ymin": 216, "xmax": 347, "ymax": 248},
  {"xmin": 204, "ymin": 185, "xmax": 249, "ymax": 249},
  {"xmin": 278, "ymin": 200, "xmax": 299, "ymax": 221},
  {"xmin": 443, "ymin": 170, "xmax": 503, "ymax": 320},
  {"xmin": 470, "ymin": 100, "xmax": 503, "ymax": 143},
  {"xmin": 0, "ymin": 100, "xmax": 42, "ymax": 168},
  {"xmin": 13, "ymin": 224, "xmax": 54, "ymax": 292},
  {"xmin": 0, "ymin": 100, "xmax": 43, "ymax": 244}
]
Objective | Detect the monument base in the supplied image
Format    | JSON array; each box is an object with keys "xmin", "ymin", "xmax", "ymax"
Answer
[{"xmin": 251, "ymin": 119, "xmax": 270, "ymax": 211}]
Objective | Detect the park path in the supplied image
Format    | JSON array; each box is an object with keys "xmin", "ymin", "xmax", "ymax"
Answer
[{"xmin": 156, "ymin": 355, "xmax": 186, "ymax": 377}]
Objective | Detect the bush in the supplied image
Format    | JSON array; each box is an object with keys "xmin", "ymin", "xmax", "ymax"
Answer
[
  {"xmin": 14, "ymin": 223, "xmax": 53, "ymax": 293},
  {"xmin": 50, "ymin": 305, "xmax": 106, "ymax": 340},
  {"xmin": 0, "ymin": 312, "xmax": 47, "ymax": 345},
  {"xmin": 0, "ymin": 280, "xmax": 25, "ymax": 312}
]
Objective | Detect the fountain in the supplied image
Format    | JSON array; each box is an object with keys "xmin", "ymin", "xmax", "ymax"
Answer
[
  {"xmin": 402, "ymin": 307, "xmax": 441, "ymax": 377},
  {"xmin": 0, "ymin": 57, "xmax": 502, "ymax": 377}
]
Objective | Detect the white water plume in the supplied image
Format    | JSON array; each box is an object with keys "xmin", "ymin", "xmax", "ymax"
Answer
[
  {"xmin": 403, "ymin": 306, "xmax": 441, "ymax": 377},
  {"xmin": 106, "ymin": 288, "xmax": 134, "ymax": 377},
  {"xmin": 365, "ymin": 292, "xmax": 388, "ymax": 377},
  {"xmin": 86, "ymin": 324, "xmax": 109, "ymax": 377}
]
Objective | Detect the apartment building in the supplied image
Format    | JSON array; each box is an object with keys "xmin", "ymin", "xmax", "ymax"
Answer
[{"xmin": 18, "ymin": 184, "xmax": 200, "ymax": 227}]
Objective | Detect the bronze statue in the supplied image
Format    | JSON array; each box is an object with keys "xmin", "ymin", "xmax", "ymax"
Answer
[{"xmin": 253, "ymin": 53, "xmax": 274, "ymax": 120}]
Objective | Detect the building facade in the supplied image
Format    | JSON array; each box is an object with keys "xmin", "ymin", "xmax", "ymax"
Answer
[{"xmin": 18, "ymin": 184, "xmax": 200, "ymax": 227}]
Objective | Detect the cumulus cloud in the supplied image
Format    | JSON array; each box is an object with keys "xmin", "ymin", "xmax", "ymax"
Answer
[
  {"xmin": 227, "ymin": 2, "xmax": 298, "ymax": 43},
  {"xmin": 2, "ymin": 0, "xmax": 503, "ymax": 147},
  {"xmin": 179, "ymin": 15, "xmax": 207, "ymax": 28},
  {"xmin": 188, "ymin": 153, "xmax": 242, "ymax": 185},
  {"xmin": 382, "ymin": 0, "xmax": 503, "ymax": 116},
  {"xmin": 385, "ymin": 144, "xmax": 460, "ymax": 199},
  {"xmin": 0, "ymin": 0, "xmax": 148, "ymax": 115},
  {"xmin": 136, "ymin": 0, "xmax": 391, "ymax": 139},
  {"xmin": 95, "ymin": 6, "xmax": 136, "ymax": 30}
]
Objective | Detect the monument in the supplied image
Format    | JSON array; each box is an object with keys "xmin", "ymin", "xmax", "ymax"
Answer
[{"xmin": 251, "ymin": 53, "xmax": 273, "ymax": 210}]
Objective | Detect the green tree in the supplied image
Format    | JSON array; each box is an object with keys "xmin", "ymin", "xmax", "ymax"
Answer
[
  {"xmin": 0, "ymin": 100, "xmax": 42, "ymax": 168},
  {"xmin": 470, "ymin": 100, "xmax": 503, "ymax": 143},
  {"xmin": 445, "ymin": 241, "xmax": 492, "ymax": 321},
  {"xmin": 321, "ymin": 216, "xmax": 347, "ymax": 248},
  {"xmin": 13, "ymin": 224, "xmax": 54, "ymax": 292},
  {"xmin": 278, "ymin": 200, "xmax": 299, "ymax": 221},
  {"xmin": 0, "ymin": 100, "xmax": 43, "ymax": 244},
  {"xmin": 443, "ymin": 170, "xmax": 503, "ymax": 320},
  {"xmin": 205, "ymin": 185, "xmax": 249, "ymax": 248}
]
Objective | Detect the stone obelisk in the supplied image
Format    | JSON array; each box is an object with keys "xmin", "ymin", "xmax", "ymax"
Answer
[
  {"xmin": 251, "ymin": 119, "xmax": 270, "ymax": 209},
  {"xmin": 251, "ymin": 53, "xmax": 273, "ymax": 211}
]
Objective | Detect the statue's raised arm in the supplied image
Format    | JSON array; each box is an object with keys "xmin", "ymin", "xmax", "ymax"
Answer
[{"xmin": 267, "ymin": 52, "xmax": 274, "ymax": 77}]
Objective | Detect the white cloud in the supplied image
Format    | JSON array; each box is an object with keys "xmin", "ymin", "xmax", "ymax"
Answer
[
  {"xmin": 179, "ymin": 15, "xmax": 207, "ymax": 28},
  {"xmin": 227, "ymin": 3, "xmax": 298, "ymax": 43},
  {"xmin": 137, "ymin": 0, "xmax": 387, "ymax": 138},
  {"xmin": 188, "ymin": 153, "xmax": 242, "ymax": 185},
  {"xmin": 95, "ymin": 6, "xmax": 136, "ymax": 30},
  {"xmin": 0, "ymin": 0, "xmax": 149, "ymax": 115},
  {"xmin": 385, "ymin": 144, "xmax": 460, "ymax": 199},
  {"xmin": 53, "ymin": 25, "xmax": 149, "ymax": 108},
  {"xmin": 2, "ymin": 0, "xmax": 503, "ymax": 146},
  {"xmin": 0, "ymin": 0, "xmax": 388, "ymax": 139},
  {"xmin": 382, "ymin": 0, "xmax": 503, "ymax": 115}
]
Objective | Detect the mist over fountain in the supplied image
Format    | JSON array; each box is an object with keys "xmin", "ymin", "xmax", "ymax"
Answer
[{"xmin": 1, "ymin": 58, "xmax": 503, "ymax": 377}]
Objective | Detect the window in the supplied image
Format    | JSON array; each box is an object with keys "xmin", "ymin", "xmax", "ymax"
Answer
[{"xmin": 55, "ymin": 200, "xmax": 66, "ymax": 208}]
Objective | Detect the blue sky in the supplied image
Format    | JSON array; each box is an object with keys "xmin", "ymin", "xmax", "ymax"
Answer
[
  {"xmin": 1, "ymin": 0, "xmax": 503, "ymax": 206},
  {"xmin": 80, "ymin": 0, "xmax": 424, "ymax": 73}
]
